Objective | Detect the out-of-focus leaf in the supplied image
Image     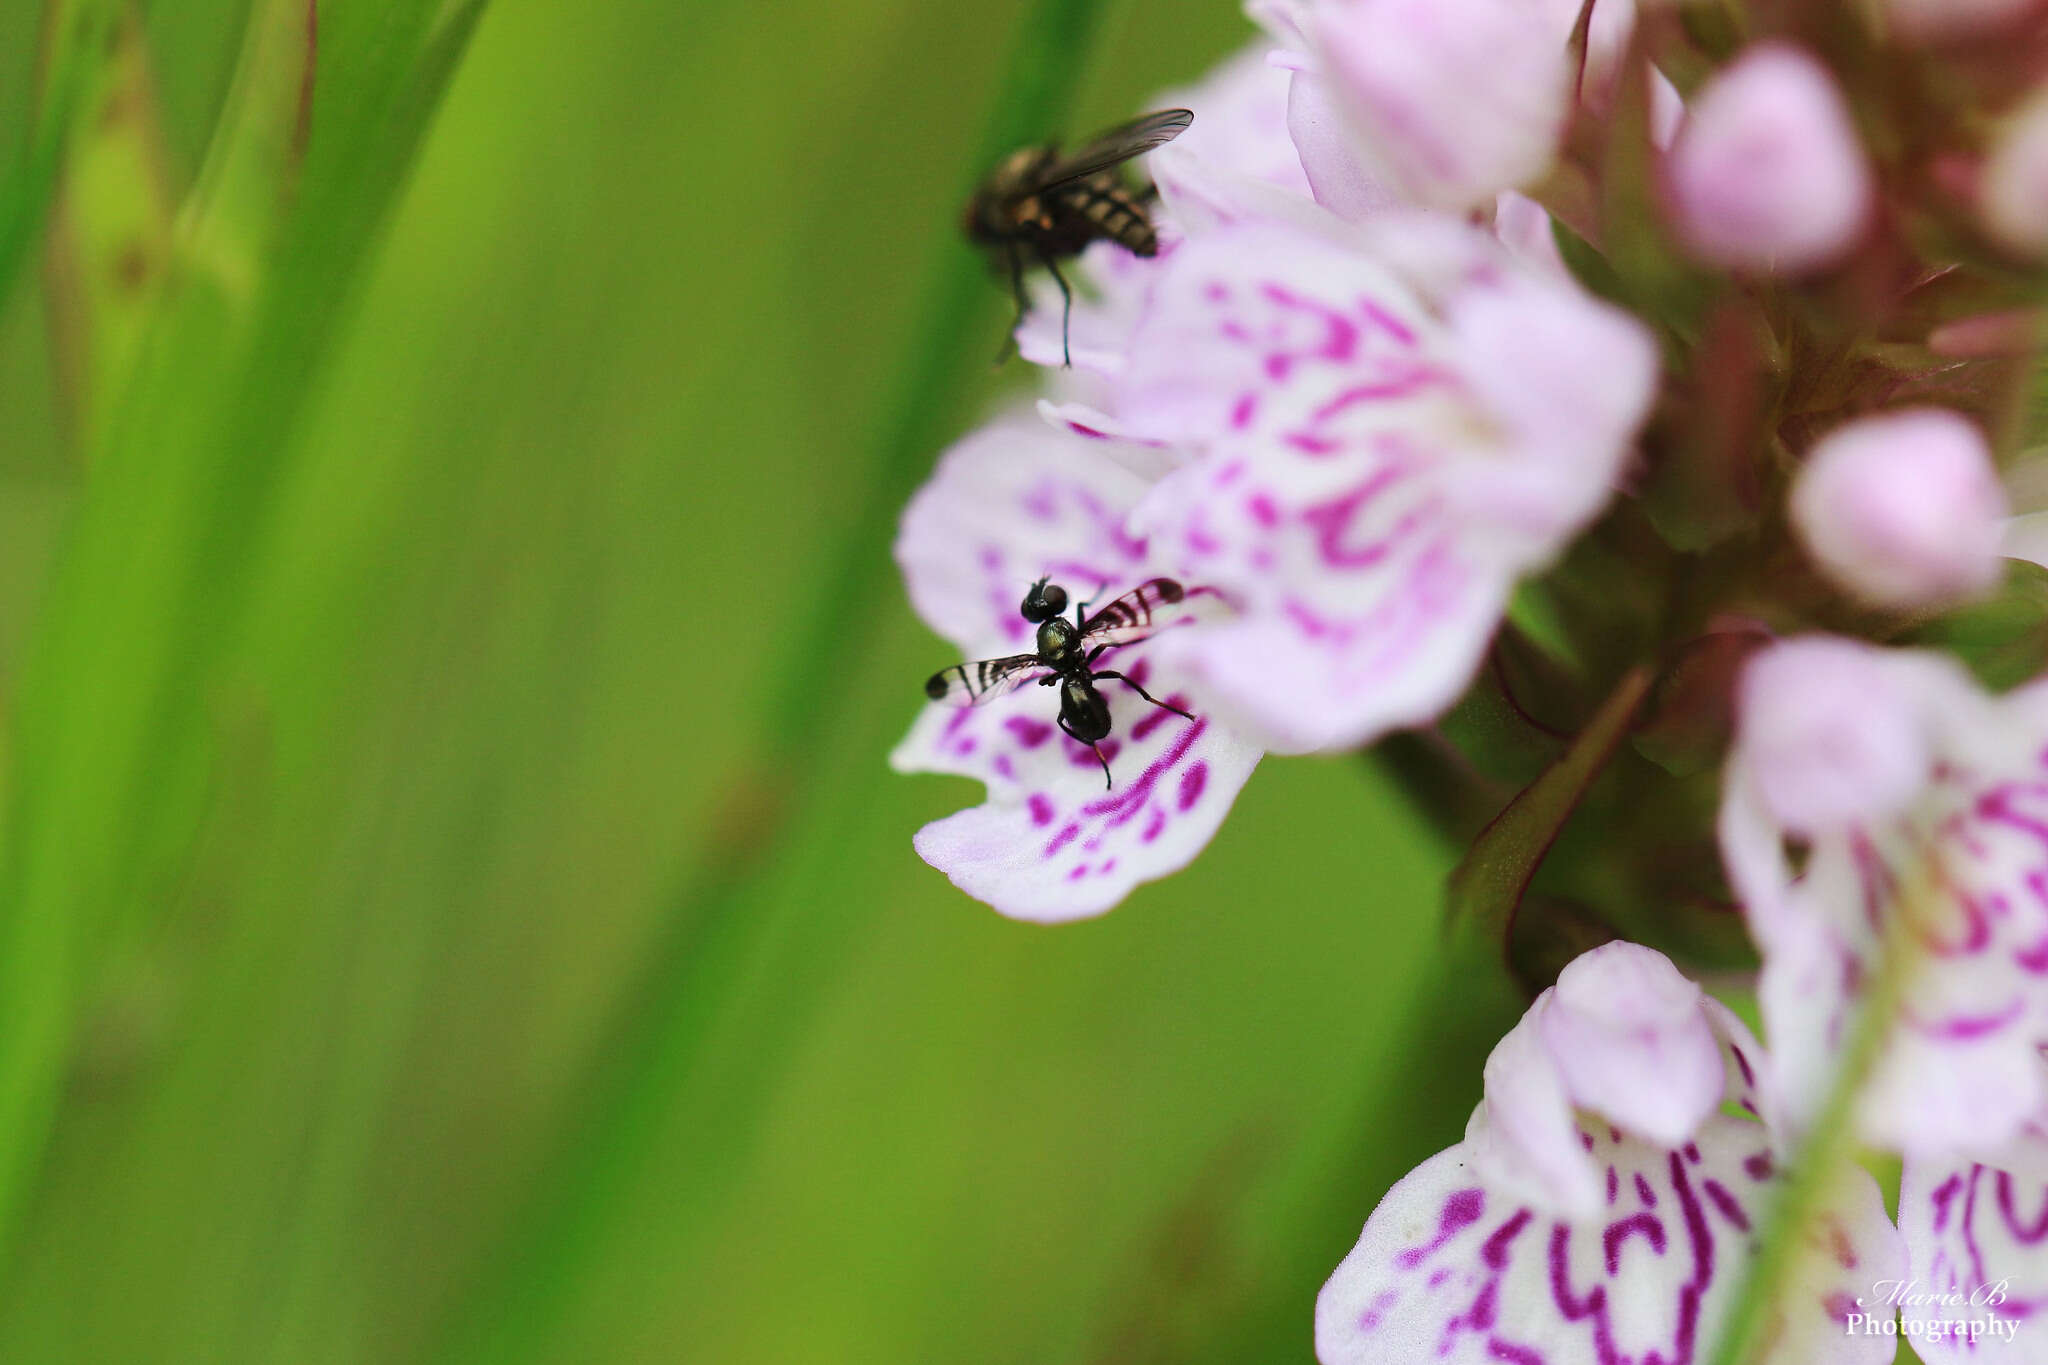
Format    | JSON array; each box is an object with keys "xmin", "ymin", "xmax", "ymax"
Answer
[
  {"xmin": 1900, "ymin": 557, "xmax": 2048, "ymax": 691},
  {"xmin": 1446, "ymin": 667, "xmax": 1651, "ymax": 949},
  {"xmin": 42, "ymin": 6, "xmax": 177, "ymax": 449},
  {"xmin": 0, "ymin": 0, "xmax": 488, "ymax": 1269},
  {"xmin": 0, "ymin": 0, "xmax": 120, "ymax": 311}
]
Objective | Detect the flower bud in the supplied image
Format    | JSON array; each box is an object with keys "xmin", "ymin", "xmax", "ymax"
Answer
[
  {"xmin": 1310, "ymin": 0, "xmax": 1572, "ymax": 212},
  {"xmin": 1982, "ymin": 87, "xmax": 2048, "ymax": 258},
  {"xmin": 1791, "ymin": 408, "xmax": 2008, "ymax": 610},
  {"xmin": 1735, "ymin": 638, "xmax": 1932, "ymax": 835},
  {"xmin": 1665, "ymin": 43, "xmax": 1872, "ymax": 274}
]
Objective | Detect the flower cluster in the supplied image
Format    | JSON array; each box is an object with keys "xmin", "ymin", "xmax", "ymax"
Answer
[{"xmin": 892, "ymin": 0, "xmax": 2048, "ymax": 1357}]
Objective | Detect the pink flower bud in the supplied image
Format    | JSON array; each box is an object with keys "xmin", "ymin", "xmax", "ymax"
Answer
[
  {"xmin": 1982, "ymin": 88, "xmax": 2048, "ymax": 258},
  {"xmin": 1665, "ymin": 43, "xmax": 1873, "ymax": 274},
  {"xmin": 1735, "ymin": 638, "xmax": 1933, "ymax": 835},
  {"xmin": 1791, "ymin": 408, "xmax": 2009, "ymax": 610},
  {"xmin": 1310, "ymin": 0, "xmax": 1572, "ymax": 212}
]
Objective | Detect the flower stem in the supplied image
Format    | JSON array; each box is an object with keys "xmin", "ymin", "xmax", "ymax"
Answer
[{"xmin": 1703, "ymin": 872, "xmax": 1924, "ymax": 1365}]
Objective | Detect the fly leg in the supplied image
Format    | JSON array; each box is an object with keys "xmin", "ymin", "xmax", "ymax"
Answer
[
  {"xmin": 1057, "ymin": 712, "xmax": 1113, "ymax": 789},
  {"xmin": 1040, "ymin": 251, "xmax": 1074, "ymax": 367},
  {"xmin": 1093, "ymin": 670, "xmax": 1195, "ymax": 721},
  {"xmin": 996, "ymin": 241, "xmax": 1027, "ymax": 364},
  {"xmin": 1074, "ymin": 582, "xmax": 1108, "ymax": 634}
]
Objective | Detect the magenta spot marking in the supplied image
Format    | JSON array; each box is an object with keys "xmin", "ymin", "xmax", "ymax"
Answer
[
  {"xmin": 1601, "ymin": 1213, "xmax": 1666, "ymax": 1273},
  {"xmin": 1098, "ymin": 859, "xmax": 1116, "ymax": 875},
  {"xmin": 1065, "ymin": 418, "xmax": 1112, "ymax": 440},
  {"xmin": 1702, "ymin": 1180, "xmax": 1750, "ymax": 1232},
  {"xmin": 1396, "ymin": 1188, "xmax": 1483, "ymax": 1268},
  {"xmin": 1360, "ymin": 298, "xmax": 1418, "ymax": 346},
  {"xmin": 1358, "ymin": 1288, "xmax": 1397, "ymax": 1332},
  {"xmin": 1634, "ymin": 1173, "xmax": 1656, "ymax": 1208},
  {"xmin": 1428, "ymin": 1268, "xmax": 1450, "ymax": 1288},
  {"xmin": 1247, "ymin": 493, "xmax": 1280, "ymax": 527},
  {"xmin": 1997, "ymin": 1171, "xmax": 2048, "ymax": 1244},
  {"xmin": 1079, "ymin": 718, "xmax": 1207, "ymax": 830},
  {"xmin": 1131, "ymin": 705, "xmax": 1178, "ymax": 742},
  {"xmin": 1027, "ymin": 793, "xmax": 1056, "ymax": 827},
  {"xmin": 1299, "ymin": 466, "xmax": 1415, "ymax": 569},
  {"xmin": 954, "ymin": 737, "xmax": 977, "ymax": 756},
  {"xmin": 1480, "ymin": 1210, "xmax": 1531, "ymax": 1269},
  {"xmin": 1021, "ymin": 481, "xmax": 1060, "ymax": 522},
  {"xmin": 1284, "ymin": 430, "xmax": 1343, "ymax": 456},
  {"xmin": 1604, "ymin": 1166, "xmax": 1617, "ymax": 1204},
  {"xmin": 1487, "ymin": 1344, "xmax": 1544, "ymax": 1365},
  {"xmin": 1045, "ymin": 822, "xmax": 1081, "ymax": 857},
  {"xmin": 1204, "ymin": 279, "xmax": 1231, "ymax": 303},
  {"xmin": 1926, "ymin": 999, "xmax": 2026, "ymax": 1040},
  {"xmin": 1824, "ymin": 1292, "xmax": 1859, "ymax": 1324},
  {"xmin": 1140, "ymin": 808, "xmax": 1167, "ymax": 843},
  {"xmin": 993, "ymin": 754, "xmax": 1015, "ymax": 780},
  {"xmin": 1230, "ymin": 392, "xmax": 1258, "ymax": 430},
  {"xmin": 1006, "ymin": 717, "xmax": 1053, "ymax": 748},
  {"xmin": 1731, "ymin": 1046, "xmax": 1755, "ymax": 1088},
  {"xmin": 1067, "ymin": 864, "xmax": 1087, "ymax": 881},
  {"xmin": 1931, "ymin": 1172, "xmax": 1966, "ymax": 1232},
  {"xmin": 1177, "ymin": 762, "xmax": 1208, "ymax": 811},
  {"xmin": 1578, "ymin": 1130, "xmax": 1595, "ymax": 1153},
  {"xmin": 1682, "ymin": 1142, "xmax": 1701, "ymax": 1164},
  {"xmin": 1743, "ymin": 1152, "xmax": 1773, "ymax": 1183}
]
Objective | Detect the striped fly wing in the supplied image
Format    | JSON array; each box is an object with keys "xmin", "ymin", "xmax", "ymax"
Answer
[
  {"xmin": 1079, "ymin": 577, "xmax": 1187, "ymax": 646},
  {"xmin": 924, "ymin": 653, "xmax": 1049, "ymax": 707},
  {"xmin": 1036, "ymin": 109, "xmax": 1193, "ymax": 190}
]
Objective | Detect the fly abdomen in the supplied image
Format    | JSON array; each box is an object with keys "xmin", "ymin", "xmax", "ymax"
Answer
[{"xmin": 1053, "ymin": 175, "xmax": 1158, "ymax": 256}]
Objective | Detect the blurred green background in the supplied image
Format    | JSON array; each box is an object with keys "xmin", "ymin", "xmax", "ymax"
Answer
[{"xmin": 0, "ymin": 1, "xmax": 1489, "ymax": 1360}]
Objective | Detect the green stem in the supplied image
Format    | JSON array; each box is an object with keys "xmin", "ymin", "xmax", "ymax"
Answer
[
  {"xmin": 426, "ymin": 3, "xmax": 1127, "ymax": 1359},
  {"xmin": 1703, "ymin": 876, "xmax": 1922, "ymax": 1365}
]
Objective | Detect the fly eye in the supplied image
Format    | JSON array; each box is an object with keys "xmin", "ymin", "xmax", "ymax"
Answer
[{"xmin": 1020, "ymin": 580, "xmax": 1069, "ymax": 623}]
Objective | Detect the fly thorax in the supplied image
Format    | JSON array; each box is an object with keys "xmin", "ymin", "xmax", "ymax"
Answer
[{"xmin": 1036, "ymin": 617, "xmax": 1079, "ymax": 663}]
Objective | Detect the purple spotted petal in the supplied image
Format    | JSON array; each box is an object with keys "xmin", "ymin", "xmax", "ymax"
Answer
[
  {"xmin": 1012, "ymin": 38, "xmax": 1319, "ymax": 376},
  {"xmin": 1115, "ymin": 216, "xmax": 1654, "ymax": 752},
  {"xmin": 1316, "ymin": 1121, "xmax": 1901, "ymax": 1365},
  {"xmin": 1899, "ymin": 1154, "xmax": 2048, "ymax": 1357},
  {"xmin": 893, "ymin": 409, "xmax": 1262, "ymax": 920},
  {"xmin": 895, "ymin": 415, "xmax": 1160, "ymax": 658},
  {"xmin": 891, "ymin": 671, "xmax": 1261, "ymax": 921},
  {"xmin": 1467, "ymin": 945, "xmax": 1777, "ymax": 1221},
  {"xmin": 1724, "ymin": 640, "xmax": 2048, "ymax": 1159}
]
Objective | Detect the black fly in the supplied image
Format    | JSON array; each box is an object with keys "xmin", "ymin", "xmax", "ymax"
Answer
[
  {"xmin": 962, "ymin": 109, "xmax": 1193, "ymax": 366},
  {"xmin": 924, "ymin": 577, "xmax": 1197, "ymax": 789}
]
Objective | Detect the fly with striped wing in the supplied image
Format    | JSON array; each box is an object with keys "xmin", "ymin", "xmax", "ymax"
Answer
[
  {"xmin": 963, "ymin": 108, "xmax": 1192, "ymax": 367},
  {"xmin": 923, "ymin": 576, "xmax": 1197, "ymax": 789}
]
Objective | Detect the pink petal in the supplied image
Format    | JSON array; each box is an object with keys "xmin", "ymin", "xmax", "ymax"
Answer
[
  {"xmin": 1316, "ymin": 1124, "xmax": 1901, "ymax": 1365},
  {"xmin": 895, "ymin": 414, "xmax": 1158, "ymax": 658},
  {"xmin": 1899, "ymin": 1155, "xmax": 2048, "ymax": 1358},
  {"xmin": 1725, "ymin": 640, "xmax": 2048, "ymax": 1159},
  {"xmin": 891, "ymin": 673, "xmax": 1261, "ymax": 921},
  {"xmin": 1114, "ymin": 216, "xmax": 1651, "ymax": 752},
  {"xmin": 1308, "ymin": 0, "xmax": 1573, "ymax": 212}
]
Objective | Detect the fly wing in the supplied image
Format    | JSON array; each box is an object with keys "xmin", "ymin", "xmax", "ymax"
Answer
[
  {"xmin": 923, "ymin": 653, "xmax": 1050, "ymax": 706},
  {"xmin": 1079, "ymin": 577, "xmax": 1189, "ymax": 647},
  {"xmin": 1035, "ymin": 109, "xmax": 1192, "ymax": 190}
]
